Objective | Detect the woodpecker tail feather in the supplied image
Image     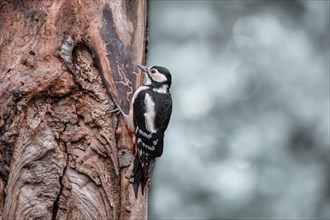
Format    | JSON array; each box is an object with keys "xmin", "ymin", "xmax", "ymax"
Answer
[{"xmin": 132, "ymin": 157, "xmax": 147, "ymax": 198}]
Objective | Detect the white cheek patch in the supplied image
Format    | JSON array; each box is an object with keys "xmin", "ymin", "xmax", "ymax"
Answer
[
  {"xmin": 150, "ymin": 72, "xmax": 167, "ymax": 83},
  {"xmin": 144, "ymin": 93, "xmax": 157, "ymax": 133}
]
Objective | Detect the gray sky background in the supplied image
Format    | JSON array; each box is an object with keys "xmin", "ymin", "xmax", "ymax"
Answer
[{"xmin": 146, "ymin": 1, "xmax": 329, "ymax": 219}]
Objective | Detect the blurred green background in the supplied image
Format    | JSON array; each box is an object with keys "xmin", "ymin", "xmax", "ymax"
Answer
[{"xmin": 146, "ymin": 0, "xmax": 329, "ymax": 219}]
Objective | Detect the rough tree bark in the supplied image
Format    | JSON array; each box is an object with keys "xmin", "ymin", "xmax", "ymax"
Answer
[{"xmin": 0, "ymin": 0, "xmax": 148, "ymax": 219}]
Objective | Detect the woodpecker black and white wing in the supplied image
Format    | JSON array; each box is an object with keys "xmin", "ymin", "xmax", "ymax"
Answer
[
  {"xmin": 154, "ymin": 92, "xmax": 172, "ymax": 133},
  {"xmin": 133, "ymin": 89, "xmax": 166, "ymax": 157}
]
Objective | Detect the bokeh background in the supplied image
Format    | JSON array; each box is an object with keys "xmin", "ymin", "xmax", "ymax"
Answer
[{"xmin": 146, "ymin": 0, "xmax": 329, "ymax": 219}]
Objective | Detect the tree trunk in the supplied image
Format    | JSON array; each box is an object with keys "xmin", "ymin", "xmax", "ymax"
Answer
[{"xmin": 0, "ymin": 0, "xmax": 147, "ymax": 219}]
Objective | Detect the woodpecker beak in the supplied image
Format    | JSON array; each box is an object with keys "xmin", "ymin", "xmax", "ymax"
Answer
[
  {"xmin": 138, "ymin": 64, "xmax": 152, "ymax": 85},
  {"xmin": 137, "ymin": 64, "xmax": 148, "ymax": 73}
]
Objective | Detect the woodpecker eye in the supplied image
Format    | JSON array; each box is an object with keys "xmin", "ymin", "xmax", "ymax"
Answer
[{"xmin": 150, "ymin": 69, "xmax": 156, "ymax": 74}]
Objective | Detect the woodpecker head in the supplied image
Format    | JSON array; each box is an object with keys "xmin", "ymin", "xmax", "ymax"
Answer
[{"xmin": 137, "ymin": 65, "xmax": 172, "ymax": 89}]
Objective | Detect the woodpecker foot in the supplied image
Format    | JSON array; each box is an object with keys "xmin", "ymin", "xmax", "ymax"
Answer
[{"xmin": 109, "ymin": 107, "xmax": 121, "ymax": 115}]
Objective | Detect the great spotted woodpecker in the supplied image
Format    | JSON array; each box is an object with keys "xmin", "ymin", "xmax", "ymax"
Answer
[{"xmin": 124, "ymin": 65, "xmax": 172, "ymax": 197}]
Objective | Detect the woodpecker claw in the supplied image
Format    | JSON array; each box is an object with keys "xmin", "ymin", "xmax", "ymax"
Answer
[{"xmin": 109, "ymin": 107, "xmax": 121, "ymax": 115}]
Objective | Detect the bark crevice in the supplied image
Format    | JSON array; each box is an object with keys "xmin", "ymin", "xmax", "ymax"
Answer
[{"xmin": 51, "ymin": 141, "xmax": 68, "ymax": 220}]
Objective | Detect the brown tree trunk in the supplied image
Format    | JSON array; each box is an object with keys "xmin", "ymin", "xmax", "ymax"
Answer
[{"xmin": 0, "ymin": 0, "xmax": 148, "ymax": 219}]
